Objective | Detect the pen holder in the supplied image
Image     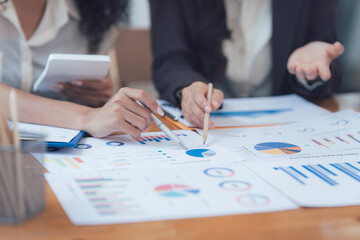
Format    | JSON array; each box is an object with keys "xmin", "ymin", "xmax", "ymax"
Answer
[{"xmin": 0, "ymin": 141, "xmax": 45, "ymax": 224}]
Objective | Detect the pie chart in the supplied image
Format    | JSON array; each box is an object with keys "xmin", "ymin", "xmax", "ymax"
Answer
[
  {"xmin": 74, "ymin": 144, "xmax": 92, "ymax": 149},
  {"xmin": 254, "ymin": 142, "xmax": 301, "ymax": 155},
  {"xmin": 106, "ymin": 141, "xmax": 125, "ymax": 147},
  {"xmin": 186, "ymin": 149, "xmax": 216, "ymax": 158},
  {"xmin": 154, "ymin": 184, "xmax": 200, "ymax": 198}
]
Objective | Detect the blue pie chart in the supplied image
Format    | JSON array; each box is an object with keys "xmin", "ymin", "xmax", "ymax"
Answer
[
  {"xmin": 186, "ymin": 149, "xmax": 216, "ymax": 158},
  {"xmin": 106, "ymin": 141, "xmax": 125, "ymax": 147}
]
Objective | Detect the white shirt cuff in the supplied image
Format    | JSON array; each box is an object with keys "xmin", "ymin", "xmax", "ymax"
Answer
[{"xmin": 296, "ymin": 77, "xmax": 325, "ymax": 91}]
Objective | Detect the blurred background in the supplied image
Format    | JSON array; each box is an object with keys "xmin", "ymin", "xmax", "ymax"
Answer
[{"xmin": 113, "ymin": 0, "xmax": 360, "ymax": 98}]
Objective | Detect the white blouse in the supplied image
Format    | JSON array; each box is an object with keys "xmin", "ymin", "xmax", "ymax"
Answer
[
  {"xmin": 0, "ymin": 0, "xmax": 118, "ymax": 98},
  {"xmin": 223, "ymin": 0, "xmax": 272, "ymax": 98}
]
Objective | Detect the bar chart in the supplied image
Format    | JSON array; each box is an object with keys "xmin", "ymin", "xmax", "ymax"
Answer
[
  {"xmin": 274, "ymin": 161, "xmax": 360, "ymax": 186},
  {"xmin": 75, "ymin": 177, "xmax": 144, "ymax": 217},
  {"xmin": 246, "ymin": 157, "xmax": 360, "ymax": 206}
]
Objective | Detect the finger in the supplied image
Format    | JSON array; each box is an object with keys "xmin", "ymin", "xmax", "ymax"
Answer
[
  {"xmin": 193, "ymin": 91, "xmax": 211, "ymax": 113},
  {"xmin": 287, "ymin": 63, "xmax": 297, "ymax": 75},
  {"xmin": 210, "ymin": 89, "xmax": 223, "ymax": 110},
  {"xmin": 327, "ymin": 42, "xmax": 344, "ymax": 60},
  {"xmin": 124, "ymin": 110, "xmax": 149, "ymax": 132},
  {"xmin": 122, "ymin": 97, "xmax": 152, "ymax": 128},
  {"xmin": 304, "ymin": 66, "xmax": 318, "ymax": 81},
  {"xmin": 188, "ymin": 103, "xmax": 207, "ymax": 127},
  {"xmin": 318, "ymin": 63, "xmax": 331, "ymax": 81},
  {"xmin": 71, "ymin": 78, "xmax": 112, "ymax": 90},
  {"xmin": 295, "ymin": 67, "xmax": 306, "ymax": 80},
  {"xmin": 120, "ymin": 121, "xmax": 142, "ymax": 139},
  {"xmin": 181, "ymin": 98, "xmax": 205, "ymax": 128},
  {"xmin": 121, "ymin": 88, "xmax": 163, "ymax": 116}
]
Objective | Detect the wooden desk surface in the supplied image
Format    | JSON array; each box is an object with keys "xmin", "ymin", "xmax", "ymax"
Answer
[{"xmin": 1, "ymin": 93, "xmax": 360, "ymax": 240}]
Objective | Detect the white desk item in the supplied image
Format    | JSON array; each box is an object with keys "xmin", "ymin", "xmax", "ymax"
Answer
[{"xmin": 33, "ymin": 54, "xmax": 110, "ymax": 92}]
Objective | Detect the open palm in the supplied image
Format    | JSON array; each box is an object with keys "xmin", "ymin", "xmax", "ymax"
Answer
[{"xmin": 287, "ymin": 41, "xmax": 344, "ymax": 81}]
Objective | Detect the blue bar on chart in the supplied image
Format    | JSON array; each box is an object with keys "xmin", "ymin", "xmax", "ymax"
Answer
[
  {"xmin": 335, "ymin": 136, "xmax": 349, "ymax": 144},
  {"xmin": 274, "ymin": 166, "xmax": 308, "ymax": 185},
  {"xmin": 135, "ymin": 133, "xmax": 187, "ymax": 144},
  {"xmin": 330, "ymin": 162, "xmax": 360, "ymax": 182},
  {"xmin": 347, "ymin": 134, "xmax": 360, "ymax": 143},
  {"xmin": 312, "ymin": 139, "xmax": 328, "ymax": 148},
  {"xmin": 302, "ymin": 164, "xmax": 338, "ymax": 186}
]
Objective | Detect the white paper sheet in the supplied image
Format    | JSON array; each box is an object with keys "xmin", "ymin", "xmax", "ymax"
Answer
[
  {"xmin": 46, "ymin": 163, "xmax": 298, "ymax": 225},
  {"xmin": 158, "ymin": 94, "xmax": 329, "ymax": 127},
  {"xmin": 42, "ymin": 130, "xmax": 244, "ymax": 173},
  {"xmin": 201, "ymin": 110, "xmax": 360, "ymax": 161},
  {"xmin": 245, "ymin": 155, "xmax": 360, "ymax": 207},
  {"xmin": 12, "ymin": 122, "xmax": 80, "ymax": 143}
]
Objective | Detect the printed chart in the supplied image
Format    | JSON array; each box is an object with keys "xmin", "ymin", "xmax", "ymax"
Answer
[
  {"xmin": 41, "ymin": 130, "xmax": 242, "ymax": 173},
  {"xmin": 46, "ymin": 163, "xmax": 298, "ymax": 225},
  {"xmin": 245, "ymin": 156, "xmax": 360, "ymax": 207}
]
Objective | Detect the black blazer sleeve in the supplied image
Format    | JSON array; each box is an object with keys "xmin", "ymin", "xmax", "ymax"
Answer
[{"xmin": 150, "ymin": 0, "xmax": 209, "ymax": 106}]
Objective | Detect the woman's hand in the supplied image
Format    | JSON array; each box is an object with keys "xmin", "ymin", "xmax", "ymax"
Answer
[
  {"xmin": 53, "ymin": 77, "xmax": 113, "ymax": 107},
  {"xmin": 83, "ymin": 87, "xmax": 164, "ymax": 138},
  {"xmin": 181, "ymin": 81, "xmax": 223, "ymax": 128},
  {"xmin": 287, "ymin": 41, "xmax": 344, "ymax": 81}
]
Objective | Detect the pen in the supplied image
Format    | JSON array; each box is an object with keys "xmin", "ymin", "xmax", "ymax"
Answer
[
  {"xmin": 203, "ymin": 83, "xmax": 213, "ymax": 145},
  {"xmin": 137, "ymin": 101, "xmax": 188, "ymax": 150}
]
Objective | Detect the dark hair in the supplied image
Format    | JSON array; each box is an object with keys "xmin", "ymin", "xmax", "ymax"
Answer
[{"xmin": 74, "ymin": 0, "xmax": 129, "ymax": 53}]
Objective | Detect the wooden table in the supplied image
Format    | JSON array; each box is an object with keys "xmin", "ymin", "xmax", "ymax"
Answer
[{"xmin": 1, "ymin": 93, "xmax": 360, "ymax": 240}]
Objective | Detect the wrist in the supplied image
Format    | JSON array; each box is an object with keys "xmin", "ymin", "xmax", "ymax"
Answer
[{"xmin": 78, "ymin": 106, "xmax": 96, "ymax": 134}]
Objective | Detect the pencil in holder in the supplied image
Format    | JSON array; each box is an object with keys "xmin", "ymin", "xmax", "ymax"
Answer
[{"xmin": 0, "ymin": 140, "xmax": 45, "ymax": 224}]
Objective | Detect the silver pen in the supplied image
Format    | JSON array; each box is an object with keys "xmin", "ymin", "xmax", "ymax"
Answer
[{"xmin": 137, "ymin": 101, "xmax": 188, "ymax": 150}]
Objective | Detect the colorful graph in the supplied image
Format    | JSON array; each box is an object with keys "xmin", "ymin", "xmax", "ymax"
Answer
[
  {"xmin": 154, "ymin": 184, "xmax": 200, "ymax": 198},
  {"xmin": 45, "ymin": 157, "xmax": 84, "ymax": 169},
  {"xmin": 254, "ymin": 142, "xmax": 301, "ymax": 155},
  {"xmin": 219, "ymin": 180, "xmax": 252, "ymax": 192},
  {"xmin": 312, "ymin": 133, "xmax": 360, "ymax": 148},
  {"xmin": 186, "ymin": 149, "xmax": 216, "ymax": 158},
  {"xmin": 237, "ymin": 194, "xmax": 270, "ymax": 207},
  {"xmin": 106, "ymin": 141, "xmax": 125, "ymax": 147},
  {"xmin": 74, "ymin": 144, "xmax": 92, "ymax": 149},
  {"xmin": 274, "ymin": 161, "xmax": 360, "ymax": 186},
  {"xmin": 75, "ymin": 177, "xmax": 143, "ymax": 216},
  {"xmin": 135, "ymin": 133, "xmax": 187, "ymax": 144},
  {"xmin": 204, "ymin": 167, "xmax": 235, "ymax": 178},
  {"xmin": 210, "ymin": 109, "xmax": 292, "ymax": 118}
]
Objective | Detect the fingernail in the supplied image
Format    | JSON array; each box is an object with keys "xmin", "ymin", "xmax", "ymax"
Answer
[
  {"xmin": 204, "ymin": 106, "xmax": 211, "ymax": 113},
  {"xmin": 72, "ymin": 80, "xmax": 82, "ymax": 86},
  {"xmin": 209, "ymin": 122, "xmax": 215, "ymax": 129},
  {"xmin": 321, "ymin": 75, "xmax": 330, "ymax": 81},
  {"xmin": 212, "ymin": 100, "xmax": 219, "ymax": 108},
  {"xmin": 157, "ymin": 107, "xmax": 164, "ymax": 116},
  {"xmin": 52, "ymin": 84, "xmax": 63, "ymax": 92}
]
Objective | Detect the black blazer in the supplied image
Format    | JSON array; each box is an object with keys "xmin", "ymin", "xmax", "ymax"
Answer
[{"xmin": 150, "ymin": 0, "xmax": 341, "ymax": 106}]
